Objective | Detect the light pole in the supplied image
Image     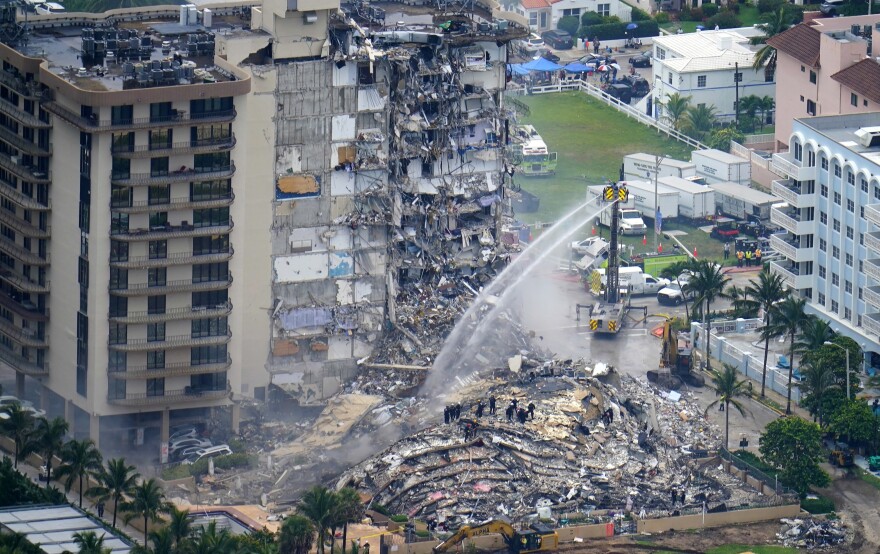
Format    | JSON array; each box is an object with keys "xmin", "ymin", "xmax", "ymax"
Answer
[
  {"xmin": 824, "ymin": 341, "xmax": 851, "ymax": 400},
  {"xmin": 652, "ymin": 154, "xmax": 667, "ymax": 253}
]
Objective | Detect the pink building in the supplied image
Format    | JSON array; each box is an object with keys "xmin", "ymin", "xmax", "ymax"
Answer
[{"xmin": 768, "ymin": 15, "xmax": 880, "ymax": 150}]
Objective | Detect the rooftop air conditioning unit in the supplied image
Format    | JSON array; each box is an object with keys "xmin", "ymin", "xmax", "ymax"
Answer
[
  {"xmin": 856, "ymin": 126, "xmax": 880, "ymax": 148},
  {"xmin": 304, "ymin": 11, "xmax": 317, "ymax": 24}
]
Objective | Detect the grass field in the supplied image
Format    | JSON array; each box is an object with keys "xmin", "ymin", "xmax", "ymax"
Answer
[
  {"xmin": 515, "ymin": 92, "xmax": 729, "ymax": 261},
  {"xmin": 661, "ymin": 5, "xmax": 763, "ymax": 33}
]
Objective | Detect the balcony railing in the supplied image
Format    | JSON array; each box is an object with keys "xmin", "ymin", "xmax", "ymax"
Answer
[
  {"xmin": 109, "ymin": 247, "xmax": 233, "ymax": 269},
  {"xmin": 0, "ymin": 182, "xmax": 50, "ymax": 211},
  {"xmin": 0, "ymin": 152, "xmax": 50, "ymax": 184},
  {"xmin": 107, "ymin": 385, "xmax": 230, "ymax": 406},
  {"xmin": 110, "ymin": 221, "xmax": 233, "ymax": 242},
  {"xmin": 108, "ymin": 331, "xmax": 231, "ymax": 352},
  {"xmin": 0, "ymin": 208, "xmax": 49, "ymax": 239},
  {"xmin": 770, "ymin": 205, "xmax": 814, "ymax": 236},
  {"xmin": 865, "ymin": 259, "xmax": 880, "ymax": 283},
  {"xmin": 0, "ymin": 293, "xmax": 48, "ymax": 321},
  {"xmin": 0, "ymin": 97, "xmax": 52, "ymax": 129},
  {"xmin": 0, "ymin": 235, "xmax": 48, "ymax": 266},
  {"xmin": 768, "ymin": 233, "xmax": 812, "ymax": 263},
  {"xmin": 43, "ymin": 101, "xmax": 237, "ymax": 131},
  {"xmin": 863, "ymin": 312, "xmax": 880, "ymax": 337},
  {"xmin": 108, "ymin": 357, "xmax": 232, "ymax": 380},
  {"xmin": 770, "ymin": 179, "xmax": 815, "ymax": 209},
  {"xmin": 769, "ymin": 260, "xmax": 812, "ymax": 290},
  {"xmin": 770, "ymin": 152, "xmax": 817, "ymax": 181},
  {"xmin": 111, "ymin": 136, "xmax": 236, "ymax": 158},
  {"xmin": 0, "ymin": 269, "xmax": 49, "ymax": 294},
  {"xmin": 111, "ymin": 163, "xmax": 236, "ymax": 186},
  {"xmin": 865, "ymin": 204, "xmax": 880, "ymax": 227},
  {"xmin": 0, "ymin": 345, "xmax": 48, "ymax": 376},
  {"xmin": 109, "ymin": 276, "xmax": 231, "ymax": 296},
  {"xmin": 0, "ymin": 70, "xmax": 42, "ymax": 99},
  {"xmin": 109, "ymin": 301, "xmax": 232, "ymax": 324},
  {"xmin": 0, "ymin": 125, "xmax": 51, "ymax": 157},
  {"xmin": 110, "ymin": 193, "xmax": 234, "ymax": 214},
  {"xmin": 0, "ymin": 317, "xmax": 46, "ymax": 347},
  {"xmin": 864, "ymin": 286, "xmax": 880, "ymax": 309},
  {"xmin": 866, "ymin": 231, "xmax": 880, "ymax": 254}
]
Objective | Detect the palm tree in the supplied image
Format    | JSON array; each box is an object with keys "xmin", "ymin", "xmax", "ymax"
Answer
[
  {"xmin": 796, "ymin": 361, "xmax": 840, "ymax": 426},
  {"xmin": 146, "ymin": 527, "xmax": 174, "ymax": 554},
  {"xmin": 182, "ymin": 520, "xmax": 237, "ymax": 554},
  {"xmin": 758, "ymin": 95, "xmax": 775, "ymax": 130},
  {"xmin": 660, "ymin": 259, "xmax": 699, "ymax": 323},
  {"xmin": 767, "ymin": 295, "xmax": 807, "ymax": 414},
  {"xmin": 72, "ymin": 530, "xmax": 111, "ymax": 554},
  {"xmin": 299, "ymin": 486, "xmax": 338, "ymax": 554},
  {"xmin": 33, "ymin": 416, "xmax": 69, "ymax": 489},
  {"xmin": 168, "ymin": 506, "xmax": 192, "ymax": 546},
  {"xmin": 737, "ymin": 95, "xmax": 762, "ymax": 131},
  {"xmin": 122, "ymin": 478, "xmax": 170, "ymax": 542},
  {"xmin": 0, "ymin": 403, "xmax": 35, "ymax": 468},
  {"xmin": 744, "ymin": 271, "xmax": 787, "ymax": 398},
  {"xmin": 725, "ymin": 284, "xmax": 755, "ymax": 319},
  {"xmin": 658, "ymin": 92, "xmax": 691, "ymax": 130},
  {"xmin": 55, "ymin": 438, "xmax": 103, "ymax": 508},
  {"xmin": 335, "ymin": 487, "xmax": 364, "ymax": 554},
  {"xmin": 680, "ymin": 104, "xmax": 718, "ymax": 141},
  {"xmin": 279, "ymin": 515, "xmax": 315, "ymax": 554},
  {"xmin": 795, "ymin": 315, "xmax": 835, "ymax": 358},
  {"xmin": 88, "ymin": 458, "xmax": 140, "ymax": 529},
  {"xmin": 750, "ymin": 7, "xmax": 795, "ymax": 80},
  {"xmin": 688, "ymin": 260, "xmax": 730, "ymax": 371},
  {"xmin": 705, "ymin": 363, "xmax": 750, "ymax": 450}
]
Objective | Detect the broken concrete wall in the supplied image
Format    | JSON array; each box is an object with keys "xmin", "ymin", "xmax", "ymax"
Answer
[{"xmin": 635, "ymin": 503, "xmax": 802, "ymax": 534}]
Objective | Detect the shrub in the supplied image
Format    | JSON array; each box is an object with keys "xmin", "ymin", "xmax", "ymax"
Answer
[
  {"xmin": 655, "ymin": 11, "xmax": 670, "ymax": 24},
  {"xmin": 679, "ymin": 7, "xmax": 694, "ymax": 20},
  {"xmin": 557, "ymin": 15, "xmax": 580, "ymax": 36},
  {"xmin": 801, "ymin": 495, "xmax": 835, "ymax": 514},
  {"xmin": 579, "ymin": 20, "xmax": 659, "ymax": 40},
  {"xmin": 390, "ymin": 514, "xmax": 409, "ymax": 523},
  {"xmin": 758, "ymin": 0, "xmax": 785, "ymax": 13},
  {"xmin": 631, "ymin": 7, "xmax": 652, "ymax": 21},
  {"xmin": 707, "ymin": 10, "xmax": 742, "ymax": 29},
  {"xmin": 581, "ymin": 11, "xmax": 604, "ymax": 27},
  {"xmin": 689, "ymin": 7, "xmax": 704, "ymax": 21},
  {"xmin": 702, "ymin": 4, "xmax": 719, "ymax": 17},
  {"xmin": 371, "ymin": 504, "xmax": 391, "ymax": 516},
  {"xmin": 161, "ymin": 464, "xmax": 191, "ymax": 481}
]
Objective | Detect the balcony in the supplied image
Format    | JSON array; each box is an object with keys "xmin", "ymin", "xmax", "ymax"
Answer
[
  {"xmin": 769, "ymin": 260, "xmax": 813, "ymax": 289},
  {"xmin": 0, "ymin": 317, "xmax": 46, "ymax": 347},
  {"xmin": 111, "ymin": 163, "xmax": 236, "ymax": 187},
  {"xmin": 0, "ymin": 126, "xmax": 51, "ymax": 157},
  {"xmin": 0, "ymin": 346, "xmax": 47, "ymax": 376},
  {"xmin": 107, "ymin": 385, "xmax": 230, "ymax": 407},
  {"xmin": 0, "ymin": 209, "xmax": 49, "ymax": 239},
  {"xmin": 0, "ymin": 182, "xmax": 50, "ymax": 211},
  {"xmin": 111, "ymin": 194, "xmax": 234, "ymax": 214},
  {"xmin": 108, "ymin": 357, "xmax": 232, "ymax": 380},
  {"xmin": 865, "ymin": 231, "xmax": 880, "ymax": 254},
  {"xmin": 865, "ymin": 204, "xmax": 880, "ymax": 227},
  {"xmin": 0, "ymin": 293, "xmax": 48, "ymax": 322},
  {"xmin": 0, "ymin": 98, "xmax": 52, "ymax": 129},
  {"xmin": 0, "ymin": 269, "xmax": 48, "ymax": 294},
  {"xmin": 770, "ymin": 179, "xmax": 815, "ymax": 209},
  {"xmin": 0, "ymin": 235, "xmax": 48, "ymax": 266},
  {"xmin": 770, "ymin": 205, "xmax": 815, "ymax": 236},
  {"xmin": 43, "ymin": 101, "xmax": 237, "ymax": 131},
  {"xmin": 769, "ymin": 233, "xmax": 813, "ymax": 263},
  {"xmin": 110, "ymin": 221, "xmax": 233, "ymax": 242},
  {"xmin": 109, "ymin": 301, "xmax": 232, "ymax": 324},
  {"xmin": 863, "ymin": 312, "xmax": 880, "ymax": 338},
  {"xmin": 109, "ymin": 276, "xmax": 232, "ymax": 297},
  {"xmin": 108, "ymin": 331, "xmax": 231, "ymax": 352},
  {"xmin": 0, "ymin": 70, "xmax": 42, "ymax": 99},
  {"xmin": 864, "ymin": 259, "xmax": 880, "ymax": 283},
  {"xmin": 111, "ymin": 136, "xmax": 236, "ymax": 159},
  {"xmin": 864, "ymin": 286, "xmax": 880, "ymax": 309},
  {"xmin": 770, "ymin": 151, "xmax": 817, "ymax": 181},
  {"xmin": 109, "ymin": 247, "xmax": 233, "ymax": 269},
  {"xmin": 0, "ymin": 153, "xmax": 49, "ymax": 184}
]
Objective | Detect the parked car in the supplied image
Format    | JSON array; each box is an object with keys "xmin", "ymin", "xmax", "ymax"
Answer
[
  {"xmin": 169, "ymin": 425, "xmax": 202, "ymax": 442},
  {"xmin": 602, "ymin": 83, "xmax": 632, "ymax": 104},
  {"xmin": 169, "ymin": 438, "xmax": 213, "ymax": 457},
  {"xmin": 541, "ymin": 30, "xmax": 573, "ymax": 50},
  {"xmin": 540, "ymin": 50, "xmax": 560, "ymax": 63},
  {"xmin": 571, "ymin": 237, "xmax": 607, "ymax": 256},
  {"xmin": 174, "ymin": 446, "xmax": 205, "ymax": 462},
  {"xmin": 182, "ymin": 444, "xmax": 233, "ymax": 465},
  {"xmin": 620, "ymin": 75, "xmax": 650, "ymax": 96},
  {"xmin": 820, "ymin": 0, "xmax": 845, "ymax": 15},
  {"xmin": 520, "ymin": 33, "xmax": 545, "ymax": 53},
  {"xmin": 629, "ymin": 52, "xmax": 652, "ymax": 68},
  {"xmin": 580, "ymin": 54, "xmax": 617, "ymax": 67},
  {"xmin": 657, "ymin": 282, "xmax": 697, "ymax": 306}
]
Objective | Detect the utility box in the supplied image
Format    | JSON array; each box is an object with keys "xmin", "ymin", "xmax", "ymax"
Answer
[
  {"xmin": 691, "ymin": 149, "xmax": 751, "ymax": 185},
  {"xmin": 623, "ymin": 153, "xmax": 696, "ymax": 181}
]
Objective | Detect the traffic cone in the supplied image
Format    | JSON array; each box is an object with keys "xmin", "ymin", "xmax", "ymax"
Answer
[
  {"xmin": 658, "ymin": 243, "xmax": 663, "ymax": 253},
  {"xmin": 642, "ymin": 234, "xmax": 647, "ymax": 246},
  {"xmin": 694, "ymin": 247, "xmax": 698, "ymax": 257},
  {"xmin": 592, "ymin": 226, "xmax": 596, "ymax": 235}
]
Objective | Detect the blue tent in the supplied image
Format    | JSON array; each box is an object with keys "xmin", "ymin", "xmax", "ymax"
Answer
[
  {"xmin": 521, "ymin": 57, "xmax": 563, "ymax": 71},
  {"xmin": 626, "ymin": 23, "xmax": 638, "ymax": 30},
  {"xmin": 507, "ymin": 64, "xmax": 530, "ymax": 76},
  {"xmin": 564, "ymin": 62, "xmax": 594, "ymax": 73}
]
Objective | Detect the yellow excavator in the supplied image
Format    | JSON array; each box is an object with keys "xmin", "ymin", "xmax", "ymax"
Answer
[{"xmin": 432, "ymin": 518, "xmax": 558, "ymax": 554}]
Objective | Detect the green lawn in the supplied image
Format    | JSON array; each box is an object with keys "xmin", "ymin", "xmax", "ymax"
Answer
[
  {"xmin": 515, "ymin": 92, "xmax": 729, "ymax": 261},
  {"xmin": 660, "ymin": 5, "xmax": 762, "ymax": 33}
]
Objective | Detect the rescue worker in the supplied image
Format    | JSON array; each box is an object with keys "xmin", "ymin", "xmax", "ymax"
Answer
[
  {"xmin": 527, "ymin": 402, "xmax": 536, "ymax": 420},
  {"xmin": 489, "ymin": 396, "xmax": 496, "ymax": 415},
  {"xmin": 505, "ymin": 404, "xmax": 514, "ymax": 422},
  {"xmin": 745, "ymin": 249, "xmax": 752, "ymax": 267},
  {"xmin": 755, "ymin": 247, "xmax": 762, "ymax": 266},
  {"xmin": 444, "ymin": 406, "xmax": 450, "ymax": 424},
  {"xmin": 736, "ymin": 250, "xmax": 744, "ymax": 267}
]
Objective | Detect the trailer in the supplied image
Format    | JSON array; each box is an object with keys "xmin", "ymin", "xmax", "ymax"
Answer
[
  {"xmin": 588, "ymin": 181, "xmax": 679, "ymax": 224},
  {"xmin": 656, "ymin": 176, "xmax": 715, "ymax": 220},
  {"xmin": 623, "ymin": 153, "xmax": 697, "ymax": 181},
  {"xmin": 691, "ymin": 149, "xmax": 751, "ymax": 185},
  {"xmin": 708, "ymin": 181, "xmax": 777, "ymax": 221}
]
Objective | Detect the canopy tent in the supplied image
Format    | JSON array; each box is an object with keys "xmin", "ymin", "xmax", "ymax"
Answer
[
  {"xmin": 507, "ymin": 63, "xmax": 530, "ymax": 76},
  {"xmin": 563, "ymin": 62, "xmax": 594, "ymax": 73},
  {"xmin": 520, "ymin": 57, "xmax": 563, "ymax": 71}
]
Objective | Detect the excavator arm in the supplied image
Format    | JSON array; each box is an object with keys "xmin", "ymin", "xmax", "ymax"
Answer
[{"xmin": 433, "ymin": 520, "xmax": 516, "ymax": 552}]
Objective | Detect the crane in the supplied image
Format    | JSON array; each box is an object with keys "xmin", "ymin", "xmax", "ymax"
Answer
[{"xmin": 432, "ymin": 518, "xmax": 558, "ymax": 554}]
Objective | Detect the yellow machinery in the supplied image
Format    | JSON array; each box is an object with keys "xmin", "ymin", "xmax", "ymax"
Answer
[
  {"xmin": 828, "ymin": 449, "xmax": 854, "ymax": 468},
  {"xmin": 433, "ymin": 519, "xmax": 558, "ymax": 554}
]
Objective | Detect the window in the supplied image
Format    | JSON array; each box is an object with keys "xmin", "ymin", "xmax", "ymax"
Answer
[
  {"xmin": 846, "ymin": 280, "xmax": 853, "ymax": 293},
  {"xmin": 109, "ymin": 351, "xmax": 126, "ymax": 371},
  {"xmin": 193, "ymin": 289, "xmax": 227, "ymax": 309},
  {"xmin": 832, "ymin": 246, "xmax": 840, "ymax": 259},
  {"xmin": 149, "ymin": 240, "xmax": 167, "ymax": 259},
  {"xmin": 194, "ymin": 152, "xmax": 230, "ymax": 172},
  {"xmin": 109, "ymin": 267, "xmax": 127, "ymax": 290},
  {"xmin": 193, "ymin": 207, "xmax": 229, "ymax": 228},
  {"xmin": 193, "ymin": 262, "xmax": 228, "ymax": 283},
  {"xmin": 667, "ymin": 72, "xmax": 673, "ymax": 84},
  {"xmin": 148, "ymin": 295, "xmax": 166, "ymax": 315},
  {"xmin": 852, "ymin": 93, "xmax": 859, "ymax": 107},
  {"xmin": 832, "ymin": 274, "xmax": 839, "ymax": 286},
  {"xmin": 111, "ymin": 105, "xmax": 133, "ymax": 126},
  {"xmin": 821, "ymin": 157, "xmax": 828, "ymax": 171},
  {"xmin": 597, "ymin": 3, "xmax": 610, "ymax": 16},
  {"xmin": 190, "ymin": 97, "xmax": 233, "ymax": 118},
  {"xmin": 528, "ymin": 12, "xmax": 537, "ymax": 25},
  {"xmin": 193, "ymin": 235, "xmax": 229, "ymax": 255},
  {"xmin": 110, "ymin": 213, "xmax": 128, "ymax": 235},
  {"xmin": 819, "ymin": 238, "xmax": 826, "ymax": 251},
  {"xmin": 697, "ymin": 75, "xmax": 707, "ymax": 88},
  {"xmin": 819, "ymin": 211, "xmax": 827, "ymax": 225},
  {"xmin": 835, "ymin": 164, "xmax": 842, "ymax": 178},
  {"xmin": 657, "ymin": 48, "xmax": 666, "ymax": 60},
  {"xmin": 149, "ymin": 102, "xmax": 173, "ymax": 123},
  {"xmin": 834, "ymin": 191, "xmax": 841, "ymax": 204},
  {"xmin": 146, "ymin": 378, "xmax": 165, "ymax": 397},
  {"xmin": 807, "ymin": 99, "xmax": 816, "ymax": 116},
  {"xmin": 846, "ymin": 253, "xmax": 853, "ymax": 266},
  {"xmin": 109, "ymin": 322, "xmax": 127, "ymax": 345},
  {"xmin": 150, "ymin": 157, "xmax": 169, "ymax": 177},
  {"xmin": 148, "ymin": 351, "xmax": 165, "ymax": 369},
  {"xmin": 561, "ymin": 8, "xmax": 580, "ymax": 16},
  {"xmin": 147, "ymin": 323, "xmax": 165, "ymax": 342},
  {"xmin": 847, "ymin": 172, "xmax": 855, "ymax": 186},
  {"xmin": 833, "ymin": 218, "xmax": 840, "ymax": 232},
  {"xmin": 847, "ymin": 225, "xmax": 854, "ymax": 239},
  {"xmin": 110, "ymin": 240, "xmax": 128, "ymax": 262},
  {"xmin": 149, "ymin": 129, "xmax": 172, "ymax": 150},
  {"xmin": 110, "ymin": 296, "xmax": 127, "ymax": 320},
  {"xmin": 831, "ymin": 300, "xmax": 839, "ymax": 313},
  {"xmin": 191, "ymin": 344, "xmax": 227, "ymax": 365},
  {"xmin": 821, "ymin": 184, "xmax": 828, "ymax": 197},
  {"xmin": 148, "ymin": 268, "xmax": 166, "ymax": 287},
  {"xmin": 192, "ymin": 317, "xmax": 228, "ymax": 338},
  {"xmin": 818, "ymin": 292, "xmax": 825, "ymax": 305},
  {"xmin": 810, "ymin": 70, "xmax": 817, "ymax": 84},
  {"xmin": 149, "ymin": 212, "xmax": 168, "ymax": 230},
  {"xmin": 845, "ymin": 307, "xmax": 852, "ymax": 320},
  {"xmin": 148, "ymin": 185, "xmax": 170, "ymax": 206},
  {"xmin": 108, "ymin": 378, "xmax": 126, "ymax": 400},
  {"xmin": 862, "ymin": 178, "xmax": 869, "ymax": 193},
  {"xmin": 112, "ymin": 157, "xmax": 130, "ymax": 179},
  {"xmin": 819, "ymin": 266, "xmax": 826, "ymax": 278}
]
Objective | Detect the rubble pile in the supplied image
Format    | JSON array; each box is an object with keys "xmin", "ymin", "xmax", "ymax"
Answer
[
  {"xmin": 336, "ymin": 365, "xmax": 761, "ymax": 526},
  {"xmin": 777, "ymin": 518, "xmax": 846, "ymax": 549}
]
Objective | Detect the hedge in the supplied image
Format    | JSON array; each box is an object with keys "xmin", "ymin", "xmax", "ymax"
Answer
[
  {"xmin": 160, "ymin": 452, "xmax": 255, "ymax": 480},
  {"xmin": 579, "ymin": 20, "xmax": 659, "ymax": 41},
  {"xmin": 801, "ymin": 495, "xmax": 835, "ymax": 514},
  {"xmin": 557, "ymin": 15, "xmax": 580, "ymax": 36}
]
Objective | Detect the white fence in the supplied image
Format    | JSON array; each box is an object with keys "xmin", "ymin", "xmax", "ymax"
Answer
[
  {"xmin": 729, "ymin": 140, "xmax": 771, "ymax": 170},
  {"xmin": 691, "ymin": 319, "xmax": 802, "ymax": 403},
  {"xmin": 743, "ymin": 133, "xmax": 775, "ymax": 146},
  {"xmin": 509, "ymin": 80, "xmax": 709, "ymax": 151}
]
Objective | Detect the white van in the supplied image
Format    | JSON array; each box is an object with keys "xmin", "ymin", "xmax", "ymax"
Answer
[
  {"xmin": 593, "ymin": 267, "xmax": 669, "ymax": 296},
  {"xmin": 182, "ymin": 444, "xmax": 232, "ymax": 465},
  {"xmin": 35, "ymin": 2, "xmax": 65, "ymax": 15}
]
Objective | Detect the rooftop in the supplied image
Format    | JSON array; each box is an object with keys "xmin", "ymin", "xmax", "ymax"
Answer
[
  {"xmin": 653, "ymin": 29, "xmax": 756, "ymax": 58},
  {"xmin": 765, "ymin": 23, "xmax": 821, "ymax": 68},
  {"xmin": 832, "ymin": 58, "xmax": 880, "ymax": 104},
  {"xmin": 662, "ymin": 49, "xmax": 755, "ymax": 73},
  {"xmin": 797, "ymin": 112, "xmax": 880, "ymax": 167},
  {"xmin": 0, "ymin": 505, "xmax": 131, "ymax": 554}
]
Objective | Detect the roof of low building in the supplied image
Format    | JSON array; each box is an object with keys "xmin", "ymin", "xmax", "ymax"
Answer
[
  {"xmin": 662, "ymin": 49, "xmax": 755, "ymax": 73},
  {"xmin": 653, "ymin": 29, "xmax": 754, "ymax": 58},
  {"xmin": 0, "ymin": 505, "xmax": 132, "ymax": 554},
  {"xmin": 766, "ymin": 23, "xmax": 822, "ymax": 68},
  {"xmin": 520, "ymin": 0, "xmax": 552, "ymax": 9},
  {"xmin": 831, "ymin": 58, "xmax": 880, "ymax": 104}
]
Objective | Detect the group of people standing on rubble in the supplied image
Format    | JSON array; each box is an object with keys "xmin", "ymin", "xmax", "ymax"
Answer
[{"xmin": 442, "ymin": 396, "xmax": 537, "ymax": 427}]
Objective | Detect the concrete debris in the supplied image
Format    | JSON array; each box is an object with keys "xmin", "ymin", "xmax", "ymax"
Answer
[
  {"xmin": 777, "ymin": 518, "xmax": 846, "ymax": 549},
  {"xmin": 334, "ymin": 364, "xmax": 764, "ymax": 527}
]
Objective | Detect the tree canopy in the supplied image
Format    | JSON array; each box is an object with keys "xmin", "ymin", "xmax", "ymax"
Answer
[{"xmin": 760, "ymin": 416, "xmax": 829, "ymax": 496}]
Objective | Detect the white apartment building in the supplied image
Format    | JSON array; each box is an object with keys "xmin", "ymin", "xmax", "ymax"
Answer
[
  {"xmin": 652, "ymin": 29, "xmax": 775, "ymax": 123},
  {"xmin": 516, "ymin": 0, "xmax": 630, "ymax": 33},
  {"xmin": 769, "ymin": 112, "xmax": 880, "ymax": 373}
]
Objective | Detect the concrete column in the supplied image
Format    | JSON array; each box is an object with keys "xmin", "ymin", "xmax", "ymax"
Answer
[
  {"xmin": 231, "ymin": 403, "xmax": 241, "ymax": 434},
  {"xmin": 716, "ymin": 337, "xmax": 726, "ymax": 365},
  {"xmin": 160, "ymin": 409, "xmax": 170, "ymax": 464},
  {"xmin": 15, "ymin": 372, "xmax": 24, "ymax": 398},
  {"xmin": 90, "ymin": 414, "xmax": 100, "ymax": 449},
  {"xmin": 735, "ymin": 318, "xmax": 746, "ymax": 333}
]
